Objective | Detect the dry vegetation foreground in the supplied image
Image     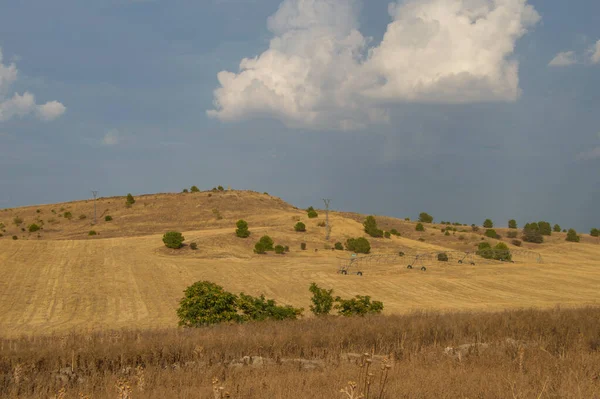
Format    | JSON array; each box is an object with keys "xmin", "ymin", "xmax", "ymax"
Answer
[{"xmin": 2, "ymin": 308, "xmax": 600, "ymax": 398}]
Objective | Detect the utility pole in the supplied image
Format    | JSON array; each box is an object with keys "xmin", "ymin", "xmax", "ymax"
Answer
[
  {"xmin": 322, "ymin": 198, "xmax": 331, "ymax": 240},
  {"xmin": 91, "ymin": 190, "xmax": 98, "ymax": 225}
]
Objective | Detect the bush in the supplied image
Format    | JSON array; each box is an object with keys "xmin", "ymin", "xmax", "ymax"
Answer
[
  {"xmin": 398, "ymin": 251, "xmax": 405, "ymax": 256},
  {"xmin": 418, "ymin": 212, "xmax": 433, "ymax": 223},
  {"xmin": 218, "ymin": 186, "xmax": 224, "ymax": 191},
  {"xmin": 471, "ymin": 225, "xmax": 480, "ymax": 232},
  {"xmin": 284, "ymin": 245, "xmax": 289, "ymax": 252},
  {"xmin": 190, "ymin": 185, "xmax": 200, "ymax": 192},
  {"xmin": 437, "ymin": 252, "xmax": 449, "ymax": 262},
  {"xmin": 88, "ymin": 230, "xmax": 97, "ymax": 236},
  {"xmin": 363, "ymin": 216, "xmax": 383, "ymax": 238},
  {"xmin": 389, "ymin": 228, "xmax": 400, "ymax": 236},
  {"xmin": 483, "ymin": 219, "xmax": 494, "ymax": 228},
  {"xmin": 591, "ymin": 228, "xmax": 600, "ymax": 237},
  {"xmin": 12, "ymin": 235, "xmax": 18, "ymax": 240},
  {"xmin": 126, "ymin": 193, "xmax": 136, "ymax": 205},
  {"xmin": 334, "ymin": 242, "xmax": 343, "ymax": 250},
  {"xmin": 105, "ymin": 215, "xmax": 113, "ymax": 222},
  {"xmin": 477, "ymin": 242, "xmax": 493, "ymax": 259},
  {"xmin": 444, "ymin": 231, "xmax": 450, "ymax": 236},
  {"xmin": 522, "ymin": 224, "xmax": 543, "ymax": 243},
  {"xmin": 415, "ymin": 223, "xmax": 425, "ymax": 232},
  {"xmin": 28, "ymin": 224, "xmax": 40, "ymax": 233},
  {"xmin": 566, "ymin": 229, "xmax": 580, "ymax": 243},
  {"xmin": 508, "ymin": 219, "xmax": 517, "ymax": 229},
  {"xmin": 254, "ymin": 242, "xmax": 267, "ymax": 254},
  {"xmin": 258, "ymin": 235, "xmax": 274, "ymax": 251},
  {"xmin": 301, "ymin": 242, "xmax": 307, "ymax": 250},
  {"xmin": 345, "ymin": 237, "xmax": 371, "ymax": 254},
  {"xmin": 384, "ymin": 231, "xmax": 391, "ymax": 239},
  {"xmin": 274, "ymin": 245, "xmax": 285, "ymax": 254},
  {"xmin": 484, "ymin": 229, "xmax": 499, "ymax": 239},
  {"xmin": 182, "ymin": 188, "xmax": 189, "ymax": 193},
  {"xmin": 309, "ymin": 283, "xmax": 334, "ymax": 316},
  {"xmin": 163, "ymin": 231, "xmax": 185, "ymax": 249},
  {"xmin": 307, "ymin": 210, "xmax": 318, "ymax": 218},
  {"xmin": 553, "ymin": 224, "xmax": 561, "ymax": 233},
  {"xmin": 177, "ymin": 281, "xmax": 242, "ymax": 327},
  {"xmin": 512, "ymin": 239, "xmax": 522, "ymax": 247},
  {"xmin": 507, "ymin": 230, "xmax": 518, "ymax": 238},
  {"xmin": 538, "ymin": 221, "xmax": 552, "ymax": 236},
  {"xmin": 493, "ymin": 242, "xmax": 512, "ymax": 261},
  {"xmin": 237, "ymin": 293, "xmax": 302, "ymax": 321},
  {"xmin": 190, "ymin": 242, "xmax": 198, "ymax": 250},
  {"xmin": 294, "ymin": 222, "xmax": 306, "ymax": 232},
  {"xmin": 334, "ymin": 295, "xmax": 383, "ymax": 317},
  {"xmin": 235, "ymin": 220, "xmax": 250, "ymax": 238}
]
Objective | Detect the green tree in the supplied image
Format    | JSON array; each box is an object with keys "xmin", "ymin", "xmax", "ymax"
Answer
[
  {"xmin": 390, "ymin": 228, "xmax": 400, "ymax": 236},
  {"xmin": 477, "ymin": 242, "xmax": 493, "ymax": 259},
  {"xmin": 538, "ymin": 221, "xmax": 552, "ymax": 236},
  {"xmin": 237, "ymin": 293, "xmax": 302, "ymax": 321},
  {"xmin": 522, "ymin": 223, "xmax": 543, "ymax": 243},
  {"xmin": 182, "ymin": 188, "xmax": 189, "ymax": 193},
  {"xmin": 258, "ymin": 235, "xmax": 274, "ymax": 251},
  {"xmin": 566, "ymin": 229, "xmax": 580, "ymax": 243},
  {"xmin": 415, "ymin": 223, "xmax": 425, "ymax": 232},
  {"xmin": 235, "ymin": 220, "xmax": 250, "ymax": 238},
  {"xmin": 307, "ymin": 210, "xmax": 318, "ymax": 218},
  {"xmin": 553, "ymin": 224, "xmax": 561, "ymax": 233},
  {"xmin": 177, "ymin": 281, "xmax": 242, "ymax": 327},
  {"xmin": 308, "ymin": 283, "xmax": 334, "ymax": 316},
  {"xmin": 508, "ymin": 219, "xmax": 517, "ymax": 229},
  {"xmin": 190, "ymin": 242, "xmax": 198, "ymax": 250},
  {"xmin": 384, "ymin": 231, "xmax": 391, "ymax": 239},
  {"xmin": 334, "ymin": 295, "xmax": 383, "ymax": 316},
  {"xmin": 190, "ymin": 185, "xmax": 200, "ymax": 192},
  {"xmin": 163, "ymin": 231, "xmax": 185, "ymax": 249},
  {"xmin": 126, "ymin": 193, "xmax": 135, "ymax": 205},
  {"xmin": 363, "ymin": 216, "xmax": 383, "ymax": 238},
  {"xmin": 28, "ymin": 224, "xmax": 40, "ymax": 233},
  {"xmin": 437, "ymin": 253, "xmax": 449, "ymax": 262},
  {"xmin": 485, "ymin": 229, "xmax": 499, "ymax": 239},
  {"xmin": 254, "ymin": 242, "xmax": 267, "ymax": 254},
  {"xmin": 591, "ymin": 228, "xmax": 599, "ymax": 237},
  {"xmin": 493, "ymin": 242, "xmax": 512, "ymax": 261},
  {"xmin": 294, "ymin": 222, "xmax": 306, "ymax": 232},
  {"xmin": 345, "ymin": 237, "xmax": 371, "ymax": 254},
  {"xmin": 483, "ymin": 219, "xmax": 494, "ymax": 228},
  {"xmin": 334, "ymin": 242, "xmax": 344, "ymax": 250},
  {"xmin": 63, "ymin": 211, "xmax": 73, "ymax": 220},
  {"xmin": 105, "ymin": 215, "xmax": 113, "ymax": 222},
  {"xmin": 418, "ymin": 212, "xmax": 433, "ymax": 223},
  {"xmin": 217, "ymin": 186, "xmax": 224, "ymax": 191},
  {"xmin": 274, "ymin": 245, "xmax": 285, "ymax": 254}
]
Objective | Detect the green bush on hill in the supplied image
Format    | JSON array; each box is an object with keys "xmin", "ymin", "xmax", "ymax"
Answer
[
  {"xmin": 508, "ymin": 219, "xmax": 517, "ymax": 229},
  {"xmin": 553, "ymin": 224, "xmax": 561, "ymax": 233},
  {"xmin": 28, "ymin": 224, "xmax": 40, "ymax": 233},
  {"xmin": 483, "ymin": 219, "xmax": 494, "ymax": 228},
  {"xmin": 309, "ymin": 283, "xmax": 334, "ymax": 316},
  {"xmin": 334, "ymin": 242, "xmax": 343, "ymax": 250},
  {"xmin": 345, "ymin": 237, "xmax": 371, "ymax": 254},
  {"xmin": 566, "ymin": 229, "xmax": 580, "ymax": 243},
  {"xmin": 334, "ymin": 295, "xmax": 383, "ymax": 317},
  {"xmin": 415, "ymin": 223, "xmax": 425, "ymax": 232},
  {"xmin": 294, "ymin": 222, "xmax": 306, "ymax": 232},
  {"xmin": 163, "ymin": 231, "xmax": 185, "ymax": 249},
  {"xmin": 418, "ymin": 212, "xmax": 433, "ymax": 223},
  {"xmin": 235, "ymin": 220, "xmax": 250, "ymax": 238},
  {"xmin": 190, "ymin": 186, "xmax": 200, "ymax": 193},
  {"xmin": 363, "ymin": 216, "xmax": 383, "ymax": 238},
  {"xmin": 126, "ymin": 193, "xmax": 135, "ymax": 205}
]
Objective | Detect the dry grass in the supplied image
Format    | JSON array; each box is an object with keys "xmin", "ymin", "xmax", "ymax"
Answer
[{"xmin": 1, "ymin": 308, "xmax": 600, "ymax": 398}]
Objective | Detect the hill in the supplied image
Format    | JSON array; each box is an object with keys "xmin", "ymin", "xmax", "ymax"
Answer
[{"xmin": 0, "ymin": 189, "xmax": 599, "ymax": 337}]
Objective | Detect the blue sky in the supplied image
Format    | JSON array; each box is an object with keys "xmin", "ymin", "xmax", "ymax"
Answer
[{"xmin": 0, "ymin": 0, "xmax": 598, "ymax": 231}]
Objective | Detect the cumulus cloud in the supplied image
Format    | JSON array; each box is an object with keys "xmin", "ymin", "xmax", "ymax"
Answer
[
  {"xmin": 588, "ymin": 40, "xmax": 600, "ymax": 64},
  {"xmin": 102, "ymin": 129, "xmax": 121, "ymax": 146},
  {"xmin": 0, "ymin": 48, "xmax": 66, "ymax": 122},
  {"xmin": 208, "ymin": 0, "xmax": 540, "ymax": 130},
  {"xmin": 548, "ymin": 51, "xmax": 577, "ymax": 67}
]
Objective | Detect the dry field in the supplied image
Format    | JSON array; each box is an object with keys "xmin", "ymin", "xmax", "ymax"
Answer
[{"xmin": 0, "ymin": 190, "xmax": 599, "ymax": 337}]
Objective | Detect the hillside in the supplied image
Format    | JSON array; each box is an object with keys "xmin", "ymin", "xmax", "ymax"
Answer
[{"xmin": 0, "ymin": 189, "xmax": 599, "ymax": 337}]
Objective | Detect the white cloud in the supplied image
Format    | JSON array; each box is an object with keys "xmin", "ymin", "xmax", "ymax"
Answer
[
  {"xmin": 576, "ymin": 146, "xmax": 600, "ymax": 161},
  {"xmin": 0, "ymin": 48, "xmax": 66, "ymax": 122},
  {"xmin": 102, "ymin": 129, "xmax": 120, "ymax": 146},
  {"xmin": 588, "ymin": 40, "xmax": 600, "ymax": 64},
  {"xmin": 548, "ymin": 51, "xmax": 577, "ymax": 67},
  {"xmin": 208, "ymin": 0, "xmax": 540, "ymax": 130}
]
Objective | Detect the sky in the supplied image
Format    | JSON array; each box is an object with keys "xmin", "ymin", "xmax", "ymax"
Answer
[{"xmin": 0, "ymin": 0, "xmax": 599, "ymax": 231}]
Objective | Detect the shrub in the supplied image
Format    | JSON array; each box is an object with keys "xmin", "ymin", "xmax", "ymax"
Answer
[
  {"xmin": 334, "ymin": 242, "xmax": 343, "ymax": 250},
  {"xmin": 471, "ymin": 225, "xmax": 480, "ymax": 232},
  {"xmin": 553, "ymin": 224, "xmax": 561, "ymax": 233},
  {"xmin": 237, "ymin": 293, "xmax": 302, "ymax": 321},
  {"xmin": 105, "ymin": 215, "xmax": 113, "ymax": 222},
  {"xmin": 444, "ymin": 231, "xmax": 450, "ymax": 236},
  {"xmin": 163, "ymin": 231, "xmax": 185, "ymax": 249},
  {"xmin": 512, "ymin": 239, "xmax": 522, "ymax": 247},
  {"xmin": 591, "ymin": 228, "xmax": 600, "ymax": 237},
  {"xmin": 334, "ymin": 295, "xmax": 383, "ymax": 317},
  {"xmin": 483, "ymin": 219, "xmax": 494, "ymax": 228},
  {"xmin": 398, "ymin": 251, "xmax": 405, "ymax": 256},
  {"xmin": 307, "ymin": 210, "xmax": 318, "ymax": 218},
  {"xmin": 217, "ymin": 186, "xmax": 224, "ymax": 191},
  {"xmin": 13, "ymin": 216, "xmax": 23, "ymax": 226},
  {"xmin": 88, "ymin": 230, "xmax": 97, "ymax": 236},
  {"xmin": 258, "ymin": 235, "xmax": 274, "ymax": 251},
  {"xmin": 254, "ymin": 242, "xmax": 267, "ymax": 254},
  {"xmin": 309, "ymin": 283, "xmax": 334, "ymax": 316},
  {"xmin": 190, "ymin": 185, "xmax": 200, "ymax": 193},
  {"xmin": 182, "ymin": 188, "xmax": 189, "ymax": 193},
  {"xmin": 418, "ymin": 212, "xmax": 433, "ymax": 223},
  {"xmin": 484, "ymin": 229, "xmax": 499, "ymax": 239},
  {"xmin": 177, "ymin": 281, "xmax": 242, "ymax": 327},
  {"xmin": 235, "ymin": 220, "xmax": 250, "ymax": 238},
  {"xmin": 284, "ymin": 245, "xmax": 289, "ymax": 252},
  {"xmin": 345, "ymin": 237, "xmax": 371, "ymax": 254},
  {"xmin": 36, "ymin": 209, "xmax": 41, "ymax": 213},
  {"xmin": 390, "ymin": 228, "xmax": 400, "ymax": 236},
  {"xmin": 477, "ymin": 242, "xmax": 493, "ymax": 259},
  {"xmin": 566, "ymin": 229, "xmax": 580, "ymax": 243},
  {"xmin": 384, "ymin": 231, "xmax": 391, "ymax": 239},
  {"xmin": 126, "ymin": 193, "xmax": 135, "ymax": 205},
  {"xmin": 493, "ymin": 242, "xmax": 512, "ymax": 261},
  {"xmin": 508, "ymin": 219, "xmax": 517, "ymax": 229},
  {"xmin": 404, "ymin": 217, "xmax": 410, "ymax": 221},
  {"xmin": 418, "ymin": 237, "xmax": 425, "ymax": 242},
  {"xmin": 507, "ymin": 230, "xmax": 518, "ymax": 238},
  {"xmin": 294, "ymin": 222, "xmax": 306, "ymax": 232},
  {"xmin": 28, "ymin": 224, "xmax": 40, "ymax": 233},
  {"xmin": 415, "ymin": 223, "xmax": 425, "ymax": 232},
  {"xmin": 363, "ymin": 216, "xmax": 383, "ymax": 238},
  {"xmin": 274, "ymin": 245, "xmax": 285, "ymax": 254},
  {"xmin": 300, "ymin": 242, "xmax": 307, "ymax": 250},
  {"xmin": 437, "ymin": 252, "xmax": 449, "ymax": 262},
  {"xmin": 522, "ymin": 224, "xmax": 543, "ymax": 243},
  {"xmin": 190, "ymin": 242, "xmax": 198, "ymax": 250},
  {"xmin": 538, "ymin": 221, "xmax": 552, "ymax": 236}
]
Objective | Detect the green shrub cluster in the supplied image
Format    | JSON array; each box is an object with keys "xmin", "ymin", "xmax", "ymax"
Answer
[
  {"xmin": 484, "ymin": 229, "xmax": 499, "ymax": 239},
  {"xmin": 553, "ymin": 224, "xmax": 561, "ymax": 233},
  {"xmin": 415, "ymin": 223, "xmax": 425, "ymax": 232},
  {"xmin": 88, "ymin": 230, "xmax": 97, "ymax": 236},
  {"xmin": 345, "ymin": 237, "xmax": 371, "ymax": 254},
  {"xmin": 363, "ymin": 216, "xmax": 383, "ymax": 238},
  {"xmin": 190, "ymin": 242, "xmax": 198, "ymax": 250},
  {"xmin": 235, "ymin": 220, "xmax": 250, "ymax": 238},
  {"xmin": 254, "ymin": 235, "xmax": 274, "ymax": 254},
  {"xmin": 306, "ymin": 206, "xmax": 318, "ymax": 218},
  {"xmin": 437, "ymin": 253, "xmax": 449, "ymax": 262},
  {"xmin": 190, "ymin": 186, "xmax": 200, "ymax": 193},
  {"xmin": 163, "ymin": 231, "xmax": 185, "ymax": 249},
  {"xmin": 384, "ymin": 231, "xmax": 391, "ymax": 239},
  {"xmin": 389, "ymin": 229, "xmax": 400, "ymax": 236},
  {"xmin": 126, "ymin": 193, "xmax": 135, "ymax": 206},
  {"xmin": 483, "ymin": 219, "xmax": 494, "ymax": 228},
  {"xmin": 418, "ymin": 212, "xmax": 433, "ymax": 223},
  {"xmin": 507, "ymin": 230, "xmax": 518, "ymax": 239},
  {"xmin": 105, "ymin": 215, "xmax": 113, "ymax": 222},
  {"xmin": 28, "ymin": 224, "xmax": 40, "ymax": 233},
  {"xmin": 477, "ymin": 242, "xmax": 512, "ymax": 261},
  {"xmin": 590, "ymin": 228, "xmax": 599, "ymax": 237},
  {"xmin": 334, "ymin": 242, "xmax": 344, "ymax": 250},
  {"xmin": 566, "ymin": 229, "xmax": 580, "ymax": 243},
  {"xmin": 294, "ymin": 222, "xmax": 306, "ymax": 232},
  {"xmin": 522, "ymin": 223, "xmax": 544, "ymax": 243},
  {"xmin": 177, "ymin": 281, "xmax": 302, "ymax": 327},
  {"xmin": 309, "ymin": 283, "xmax": 383, "ymax": 317},
  {"xmin": 508, "ymin": 219, "xmax": 517, "ymax": 229}
]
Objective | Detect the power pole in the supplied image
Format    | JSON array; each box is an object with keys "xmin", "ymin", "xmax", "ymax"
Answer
[
  {"xmin": 322, "ymin": 198, "xmax": 331, "ymax": 240},
  {"xmin": 91, "ymin": 190, "xmax": 98, "ymax": 225}
]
